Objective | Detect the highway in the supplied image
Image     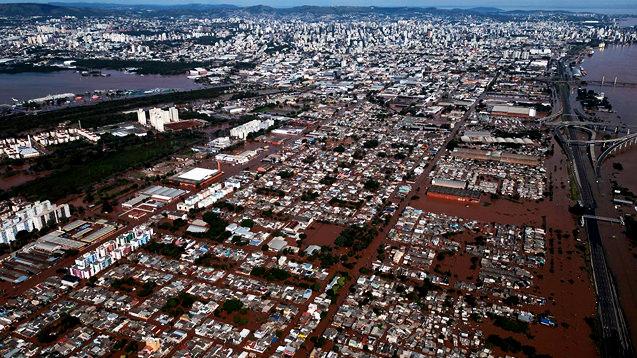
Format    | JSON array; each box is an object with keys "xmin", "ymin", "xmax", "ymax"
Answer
[{"xmin": 554, "ymin": 60, "xmax": 634, "ymax": 357}]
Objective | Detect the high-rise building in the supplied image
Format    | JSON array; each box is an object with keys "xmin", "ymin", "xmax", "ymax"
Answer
[
  {"xmin": 137, "ymin": 108, "xmax": 147, "ymax": 125},
  {"xmin": 0, "ymin": 201, "xmax": 71, "ymax": 244},
  {"xmin": 137, "ymin": 107, "xmax": 179, "ymax": 132}
]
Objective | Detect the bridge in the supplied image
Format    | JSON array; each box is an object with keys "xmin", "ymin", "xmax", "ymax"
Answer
[
  {"xmin": 596, "ymin": 135, "xmax": 637, "ymax": 175},
  {"xmin": 581, "ymin": 215, "xmax": 625, "ymax": 226},
  {"xmin": 584, "ymin": 80, "xmax": 637, "ymax": 88},
  {"xmin": 568, "ymin": 133, "xmax": 637, "ymax": 145},
  {"xmin": 548, "ymin": 120, "xmax": 637, "ymax": 175},
  {"xmin": 532, "ymin": 76, "xmax": 637, "ymax": 88}
]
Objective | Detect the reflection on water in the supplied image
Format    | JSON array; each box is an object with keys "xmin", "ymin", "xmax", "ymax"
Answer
[
  {"xmin": 580, "ymin": 44, "xmax": 637, "ymax": 125},
  {"xmin": 0, "ymin": 69, "xmax": 202, "ymax": 105}
]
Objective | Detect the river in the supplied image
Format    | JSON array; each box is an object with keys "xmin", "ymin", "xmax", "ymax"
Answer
[
  {"xmin": 579, "ymin": 43, "xmax": 637, "ymax": 126},
  {"xmin": 0, "ymin": 69, "xmax": 203, "ymax": 105}
]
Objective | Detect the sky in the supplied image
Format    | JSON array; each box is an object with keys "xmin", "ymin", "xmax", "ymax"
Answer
[{"xmin": 1, "ymin": 0, "xmax": 637, "ymax": 12}]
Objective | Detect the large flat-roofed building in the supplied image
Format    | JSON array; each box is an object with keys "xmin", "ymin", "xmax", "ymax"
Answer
[
  {"xmin": 216, "ymin": 150, "xmax": 259, "ymax": 165},
  {"xmin": 490, "ymin": 105, "xmax": 537, "ymax": 118},
  {"xmin": 431, "ymin": 178, "xmax": 467, "ymax": 190},
  {"xmin": 141, "ymin": 186, "xmax": 187, "ymax": 202},
  {"xmin": 230, "ymin": 119, "xmax": 275, "ymax": 139},
  {"xmin": 451, "ymin": 148, "xmax": 541, "ymax": 166},
  {"xmin": 427, "ymin": 185, "xmax": 481, "ymax": 203},
  {"xmin": 171, "ymin": 166, "xmax": 223, "ymax": 189}
]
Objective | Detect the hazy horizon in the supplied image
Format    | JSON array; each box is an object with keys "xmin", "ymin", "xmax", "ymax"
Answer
[{"xmin": 0, "ymin": 0, "xmax": 636, "ymax": 12}]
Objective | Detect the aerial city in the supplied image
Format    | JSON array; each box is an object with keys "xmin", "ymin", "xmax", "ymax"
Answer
[{"xmin": 0, "ymin": 0, "xmax": 636, "ymax": 357}]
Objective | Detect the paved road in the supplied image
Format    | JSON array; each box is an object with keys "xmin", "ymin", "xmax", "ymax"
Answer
[{"xmin": 555, "ymin": 60, "xmax": 634, "ymax": 358}]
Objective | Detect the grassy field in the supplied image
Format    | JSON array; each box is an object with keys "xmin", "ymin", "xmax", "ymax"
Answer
[{"xmin": 14, "ymin": 131, "xmax": 202, "ymax": 200}]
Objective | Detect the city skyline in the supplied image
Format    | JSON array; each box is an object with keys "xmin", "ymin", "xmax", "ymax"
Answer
[
  {"xmin": 0, "ymin": 0, "xmax": 636, "ymax": 11},
  {"xmin": 0, "ymin": 4, "xmax": 635, "ymax": 358}
]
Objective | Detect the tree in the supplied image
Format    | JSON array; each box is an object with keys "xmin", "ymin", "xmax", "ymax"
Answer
[
  {"xmin": 240, "ymin": 218, "xmax": 255, "ymax": 228},
  {"xmin": 362, "ymin": 139, "xmax": 379, "ymax": 148},
  {"xmin": 364, "ymin": 179, "xmax": 380, "ymax": 192}
]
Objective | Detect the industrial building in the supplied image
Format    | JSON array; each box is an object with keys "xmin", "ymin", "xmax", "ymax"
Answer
[
  {"xmin": 122, "ymin": 186, "xmax": 187, "ymax": 210},
  {"xmin": 431, "ymin": 178, "xmax": 467, "ymax": 190},
  {"xmin": 215, "ymin": 150, "xmax": 259, "ymax": 165},
  {"xmin": 490, "ymin": 104, "xmax": 537, "ymax": 118},
  {"xmin": 427, "ymin": 185, "xmax": 481, "ymax": 203},
  {"xmin": 171, "ymin": 164, "xmax": 223, "ymax": 189},
  {"xmin": 451, "ymin": 148, "xmax": 541, "ymax": 166},
  {"xmin": 0, "ymin": 219, "xmax": 117, "ymax": 283}
]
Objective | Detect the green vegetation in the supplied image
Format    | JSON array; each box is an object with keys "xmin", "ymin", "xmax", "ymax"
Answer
[
  {"xmin": 329, "ymin": 197, "xmax": 364, "ymax": 210},
  {"xmin": 335, "ymin": 224, "xmax": 377, "ymax": 251},
  {"xmin": 333, "ymin": 145, "xmax": 346, "ymax": 153},
  {"xmin": 194, "ymin": 253, "xmax": 232, "ymax": 270},
  {"xmin": 113, "ymin": 339, "xmax": 140, "ymax": 355},
  {"xmin": 221, "ymin": 298, "xmax": 244, "ymax": 314},
  {"xmin": 145, "ymin": 241, "xmax": 185, "ymax": 259},
  {"xmin": 250, "ymin": 266, "xmax": 291, "ymax": 281},
  {"xmin": 567, "ymin": 166, "xmax": 580, "ymax": 201},
  {"xmin": 0, "ymin": 229, "xmax": 41, "ymax": 256},
  {"xmin": 240, "ymin": 218, "xmax": 255, "ymax": 228},
  {"xmin": 111, "ymin": 276, "xmax": 157, "ymax": 298},
  {"xmin": 277, "ymin": 170, "xmax": 294, "ymax": 179},
  {"xmin": 300, "ymin": 190, "xmax": 320, "ymax": 201},
  {"xmin": 212, "ymin": 200, "xmax": 244, "ymax": 213},
  {"xmin": 14, "ymin": 132, "xmax": 200, "ymax": 200},
  {"xmin": 158, "ymin": 218, "xmax": 187, "ymax": 233},
  {"xmin": 319, "ymin": 175, "xmax": 337, "ymax": 185},
  {"xmin": 503, "ymin": 295, "xmax": 521, "ymax": 306},
  {"xmin": 161, "ymin": 292, "xmax": 199, "ymax": 317},
  {"xmin": 489, "ymin": 314, "xmax": 529, "ymax": 334},
  {"xmin": 364, "ymin": 179, "xmax": 380, "ymax": 192},
  {"xmin": 362, "ymin": 139, "xmax": 380, "ymax": 148},
  {"xmin": 326, "ymin": 275, "xmax": 347, "ymax": 300},
  {"xmin": 404, "ymin": 278, "xmax": 439, "ymax": 303},
  {"xmin": 255, "ymin": 187, "xmax": 285, "ymax": 197},
  {"xmin": 213, "ymin": 298, "xmax": 251, "ymax": 326},
  {"xmin": 314, "ymin": 247, "xmax": 340, "ymax": 269},
  {"xmin": 446, "ymin": 138, "xmax": 459, "ymax": 150},
  {"xmin": 624, "ymin": 215, "xmax": 637, "ymax": 245},
  {"xmin": 36, "ymin": 313, "xmax": 81, "ymax": 343},
  {"xmin": 485, "ymin": 335, "xmax": 543, "ymax": 357},
  {"xmin": 0, "ymin": 63, "xmax": 66, "ymax": 74},
  {"xmin": 200, "ymin": 212, "xmax": 231, "ymax": 242},
  {"xmin": 74, "ymin": 58, "xmax": 216, "ymax": 75}
]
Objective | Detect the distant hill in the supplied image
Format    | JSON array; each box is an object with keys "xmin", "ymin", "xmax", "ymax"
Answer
[
  {"xmin": 0, "ymin": 3, "xmax": 91, "ymax": 16},
  {"xmin": 0, "ymin": 2, "xmax": 589, "ymax": 19}
]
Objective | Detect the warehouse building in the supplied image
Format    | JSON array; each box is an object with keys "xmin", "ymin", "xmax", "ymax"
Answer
[
  {"xmin": 171, "ymin": 164, "xmax": 223, "ymax": 189},
  {"xmin": 490, "ymin": 104, "xmax": 537, "ymax": 118},
  {"xmin": 427, "ymin": 185, "xmax": 481, "ymax": 203}
]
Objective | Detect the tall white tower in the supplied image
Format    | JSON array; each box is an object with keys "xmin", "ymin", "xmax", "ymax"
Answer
[{"xmin": 137, "ymin": 108, "xmax": 147, "ymax": 125}]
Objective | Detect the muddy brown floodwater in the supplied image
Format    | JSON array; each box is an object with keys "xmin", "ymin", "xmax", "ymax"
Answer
[{"xmin": 409, "ymin": 138, "xmax": 597, "ymax": 357}]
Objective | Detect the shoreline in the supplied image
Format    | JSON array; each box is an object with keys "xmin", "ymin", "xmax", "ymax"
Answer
[{"xmin": 0, "ymin": 69, "xmax": 204, "ymax": 107}]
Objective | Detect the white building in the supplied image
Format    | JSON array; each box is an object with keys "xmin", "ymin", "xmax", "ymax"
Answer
[
  {"xmin": 229, "ymin": 119, "xmax": 275, "ymax": 140},
  {"xmin": 0, "ymin": 201, "xmax": 71, "ymax": 244},
  {"xmin": 137, "ymin": 107, "xmax": 179, "ymax": 132},
  {"xmin": 137, "ymin": 109, "xmax": 147, "ymax": 125}
]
